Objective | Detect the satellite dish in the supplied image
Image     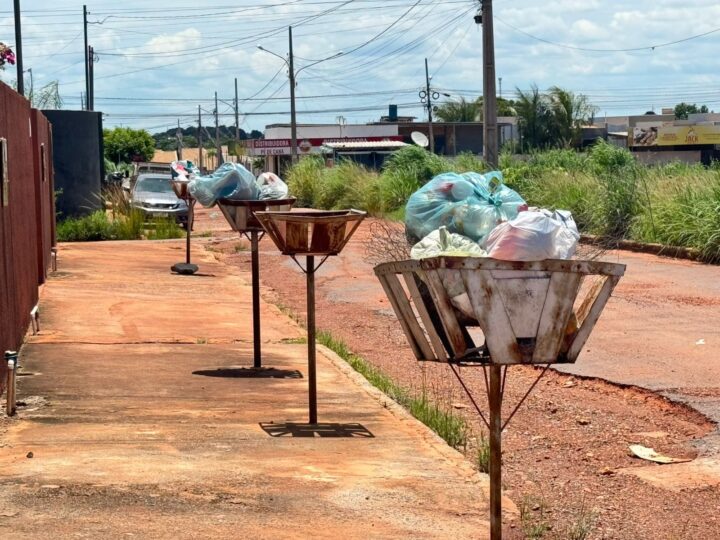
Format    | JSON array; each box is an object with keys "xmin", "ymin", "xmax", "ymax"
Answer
[{"xmin": 411, "ymin": 131, "xmax": 429, "ymax": 148}]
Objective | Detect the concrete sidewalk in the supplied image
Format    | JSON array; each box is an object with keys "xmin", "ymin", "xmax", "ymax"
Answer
[{"xmin": 0, "ymin": 240, "xmax": 493, "ymax": 539}]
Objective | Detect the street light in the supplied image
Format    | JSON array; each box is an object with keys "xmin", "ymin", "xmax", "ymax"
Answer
[{"xmin": 257, "ymin": 26, "xmax": 343, "ymax": 163}]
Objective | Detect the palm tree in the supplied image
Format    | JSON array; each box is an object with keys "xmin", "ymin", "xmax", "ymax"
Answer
[
  {"xmin": 547, "ymin": 86, "xmax": 596, "ymax": 147},
  {"xmin": 434, "ymin": 97, "xmax": 481, "ymax": 122},
  {"xmin": 515, "ymin": 85, "xmax": 553, "ymax": 151}
]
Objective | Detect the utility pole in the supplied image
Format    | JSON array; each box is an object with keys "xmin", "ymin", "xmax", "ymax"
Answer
[
  {"xmin": 83, "ymin": 5, "xmax": 89, "ymax": 110},
  {"xmin": 234, "ymin": 77, "xmax": 240, "ymax": 147},
  {"xmin": 26, "ymin": 68, "xmax": 33, "ymax": 104},
  {"xmin": 288, "ymin": 26, "xmax": 298, "ymax": 163},
  {"xmin": 498, "ymin": 77, "xmax": 502, "ymax": 99},
  {"xmin": 13, "ymin": 0, "xmax": 24, "ymax": 96},
  {"xmin": 88, "ymin": 46, "xmax": 95, "ymax": 111},
  {"xmin": 214, "ymin": 91, "xmax": 222, "ymax": 167},
  {"xmin": 424, "ymin": 58, "xmax": 435, "ymax": 153},
  {"xmin": 176, "ymin": 119, "xmax": 183, "ymax": 161},
  {"xmin": 482, "ymin": 0, "xmax": 498, "ymax": 167},
  {"xmin": 197, "ymin": 105, "xmax": 204, "ymax": 171}
]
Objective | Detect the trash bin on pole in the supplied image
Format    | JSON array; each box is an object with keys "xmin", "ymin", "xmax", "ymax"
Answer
[
  {"xmin": 256, "ymin": 209, "xmax": 366, "ymax": 424},
  {"xmin": 216, "ymin": 198, "xmax": 296, "ymax": 368},
  {"xmin": 170, "ymin": 179, "xmax": 198, "ymax": 275},
  {"xmin": 374, "ymin": 256, "xmax": 625, "ymax": 540}
]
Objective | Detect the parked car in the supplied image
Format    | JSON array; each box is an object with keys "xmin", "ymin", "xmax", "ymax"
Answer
[{"xmin": 130, "ymin": 174, "xmax": 188, "ymax": 227}]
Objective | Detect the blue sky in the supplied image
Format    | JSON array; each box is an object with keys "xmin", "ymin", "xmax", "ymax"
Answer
[{"xmin": 2, "ymin": 0, "xmax": 720, "ymax": 134}]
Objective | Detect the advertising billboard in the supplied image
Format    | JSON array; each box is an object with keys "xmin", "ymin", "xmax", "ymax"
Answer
[{"xmin": 632, "ymin": 124, "xmax": 720, "ymax": 147}]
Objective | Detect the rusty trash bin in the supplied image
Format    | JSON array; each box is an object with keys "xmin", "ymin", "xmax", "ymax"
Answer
[{"xmin": 374, "ymin": 256, "xmax": 625, "ymax": 540}]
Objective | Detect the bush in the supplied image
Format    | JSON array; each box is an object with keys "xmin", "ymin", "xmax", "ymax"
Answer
[
  {"xmin": 57, "ymin": 210, "xmax": 183, "ymax": 242},
  {"xmin": 285, "ymin": 155, "xmax": 325, "ymax": 207}
]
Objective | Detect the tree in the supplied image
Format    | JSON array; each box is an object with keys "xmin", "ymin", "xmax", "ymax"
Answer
[
  {"xmin": 434, "ymin": 97, "xmax": 481, "ymax": 122},
  {"xmin": 547, "ymin": 86, "xmax": 596, "ymax": 147},
  {"xmin": 515, "ymin": 85, "xmax": 554, "ymax": 150},
  {"xmin": 104, "ymin": 127, "xmax": 155, "ymax": 163},
  {"xmin": 674, "ymin": 102, "xmax": 709, "ymax": 120}
]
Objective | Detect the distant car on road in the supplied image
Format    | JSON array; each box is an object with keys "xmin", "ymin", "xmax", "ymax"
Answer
[{"xmin": 130, "ymin": 173, "xmax": 189, "ymax": 227}]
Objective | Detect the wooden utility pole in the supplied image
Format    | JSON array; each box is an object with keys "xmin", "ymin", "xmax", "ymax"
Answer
[
  {"xmin": 288, "ymin": 26, "xmax": 298, "ymax": 163},
  {"xmin": 482, "ymin": 0, "xmax": 498, "ymax": 167},
  {"xmin": 13, "ymin": 0, "xmax": 24, "ymax": 96}
]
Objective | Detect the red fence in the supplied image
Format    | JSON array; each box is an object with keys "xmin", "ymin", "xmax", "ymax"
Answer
[{"xmin": 0, "ymin": 82, "xmax": 55, "ymax": 396}]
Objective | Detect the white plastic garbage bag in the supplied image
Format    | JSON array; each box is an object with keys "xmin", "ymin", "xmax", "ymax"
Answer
[
  {"xmin": 256, "ymin": 172, "xmax": 289, "ymax": 200},
  {"xmin": 411, "ymin": 227, "xmax": 487, "ymax": 320},
  {"xmin": 410, "ymin": 226, "xmax": 487, "ymax": 259},
  {"xmin": 483, "ymin": 209, "xmax": 580, "ymax": 261}
]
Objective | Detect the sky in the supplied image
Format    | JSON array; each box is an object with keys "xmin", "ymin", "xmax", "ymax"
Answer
[{"xmin": 2, "ymin": 0, "xmax": 720, "ymax": 135}]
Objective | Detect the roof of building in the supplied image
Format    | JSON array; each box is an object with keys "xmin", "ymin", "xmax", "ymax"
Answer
[{"xmin": 322, "ymin": 140, "xmax": 408, "ymax": 150}]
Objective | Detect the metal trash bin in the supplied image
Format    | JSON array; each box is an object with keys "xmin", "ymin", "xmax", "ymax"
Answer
[
  {"xmin": 256, "ymin": 209, "xmax": 366, "ymax": 423},
  {"xmin": 374, "ymin": 256, "xmax": 625, "ymax": 540},
  {"xmin": 215, "ymin": 198, "xmax": 296, "ymax": 368}
]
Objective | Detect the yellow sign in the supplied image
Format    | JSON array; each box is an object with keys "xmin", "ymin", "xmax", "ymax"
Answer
[{"xmin": 632, "ymin": 124, "xmax": 720, "ymax": 147}]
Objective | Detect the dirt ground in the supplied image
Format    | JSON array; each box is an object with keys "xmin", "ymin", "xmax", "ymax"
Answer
[
  {"xmin": 200, "ymin": 210, "xmax": 720, "ymax": 540},
  {"xmin": 0, "ymin": 239, "xmax": 499, "ymax": 539}
]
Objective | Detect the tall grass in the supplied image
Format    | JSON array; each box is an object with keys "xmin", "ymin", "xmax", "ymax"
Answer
[{"xmin": 285, "ymin": 141, "xmax": 720, "ymax": 262}]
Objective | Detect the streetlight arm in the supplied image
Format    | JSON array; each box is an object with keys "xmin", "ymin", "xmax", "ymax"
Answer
[{"xmin": 256, "ymin": 45, "xmax": 289, "ymax": 67}]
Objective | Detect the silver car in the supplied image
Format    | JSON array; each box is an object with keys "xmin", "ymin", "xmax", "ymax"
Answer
[{"xmin": 130, "ymin": 174, "xmax": 189, "ymax": 227}]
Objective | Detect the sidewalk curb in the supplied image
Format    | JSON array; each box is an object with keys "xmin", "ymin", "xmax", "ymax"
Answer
[{"xmin": 317, "ymin": 343, "xmax": 518, "ymax": 515}]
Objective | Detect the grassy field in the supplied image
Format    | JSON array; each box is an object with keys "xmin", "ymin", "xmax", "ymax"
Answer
[{"xmin": 286, "ymin": 143, "xmax": 720, "ymax": 262}]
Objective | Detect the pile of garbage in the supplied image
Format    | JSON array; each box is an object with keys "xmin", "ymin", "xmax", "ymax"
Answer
[
  {"xmin": 170, "ymin": 160, "xmax": 289, "ymax": 207},
  {"xmin": 406, "ymin": 171, "xmax": 580, "ymax": 262}
]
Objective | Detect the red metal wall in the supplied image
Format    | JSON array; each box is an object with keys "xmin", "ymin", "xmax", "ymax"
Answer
[{"xmin": 0, "ymin": 82, "xmax": 55, "ymax": 396}]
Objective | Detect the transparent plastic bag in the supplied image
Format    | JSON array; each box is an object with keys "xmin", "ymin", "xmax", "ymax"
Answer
[
  {"xmin": 483, "ymin": 209, "xmax": 580, "ymax": 261},
  {"xmin": 405, "ymin": 171, "xmax": 526, "ymax": 243},
  {"xmin": 410, "ymin": 226, "xmax": 487, "ymax": 259},
  {"xmin": 189, "ymin": 163, "xmax": 259, "ymax": 207},
  {"xmin": 256, "ymin": 172, "xmax": 289, "ymax": 200},
  {"xmin": 170, "ymin": 160, "xmax": 199, "ymax": 182}
]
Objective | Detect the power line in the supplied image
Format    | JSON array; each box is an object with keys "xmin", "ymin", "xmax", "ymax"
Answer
[{"xmin": 495, "ymin": 16, "xmax": 720, "ymax": 53}]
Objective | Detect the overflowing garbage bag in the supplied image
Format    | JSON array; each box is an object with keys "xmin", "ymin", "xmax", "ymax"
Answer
[
  {"xmin": 189, "ymin": 163, "xmax": 260, "ymax": 207},
  {"xmin": 256, "ymin": 172, "xmax": 289, "ymax": 201},
  {"xmin": 484, "ymin": 209, "xmax": 580, "ymax": 261},
  {"xmin": 410, "ymin": 226, "xmax": 487, "ymax": 259},
  {"xmin": 170, "ymin": 160, "xmax": 200, "ymax": 182},
  {"xmin": 405, "ymin": 171, "xmax": 526, "ymax": 244}
]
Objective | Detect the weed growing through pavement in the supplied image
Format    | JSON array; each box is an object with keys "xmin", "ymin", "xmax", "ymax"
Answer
[{"xmin": 196, "ymin": 338, "xmax": 208, "ymax": 344}]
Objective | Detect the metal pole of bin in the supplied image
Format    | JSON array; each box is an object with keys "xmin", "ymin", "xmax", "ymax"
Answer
[
  {"xmin": 186, "ymin": 201, "xmax": 194, "ymax": 264},
  {"xmin": 489, "ymin": 365, "xmax": 502, "ymax": 540},
  {"xmin": 306, "ymin": 256, "xmax": 317, "ymax": 424},
  {"xmin": 250, "ymin": 230, "xmax": 262, "ymax": 369}
]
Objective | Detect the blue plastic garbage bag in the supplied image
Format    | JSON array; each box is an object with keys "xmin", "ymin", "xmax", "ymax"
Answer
[
  {"xmin": 189, "ymin": 163, "xmax": 260, "ymax": 207},
  {"xmin": 405, "ymin": 171, "xmax": 526, "ymax": 243}
]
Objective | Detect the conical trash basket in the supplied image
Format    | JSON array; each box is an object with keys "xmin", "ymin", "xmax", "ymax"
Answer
[
  {"xmin": 374, "ymin": 257, "xmax": 625, "ymax": 365},
  {"xmin": 214, "ymin": 197, "xmax": 296, "ymax": 368},
  {"xmin": 256, "ymin": 209, "xmax": 367, "ymax": 424},
  {"xmin": 374, "ymin": 256, "xmax": 625, "ymax": 540}
]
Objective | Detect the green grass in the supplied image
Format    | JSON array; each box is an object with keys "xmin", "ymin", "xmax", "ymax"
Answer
[
  {"xmin": 57, "ymin": 210, "xmax": 183, "ymax": 242},
  {"xmin": 284, "ymin": 140, "xmax": 720, "ymax": 262},
  {"xmin": 316, "ymin": 330, "xmax": 468, "ymax": 449}
]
